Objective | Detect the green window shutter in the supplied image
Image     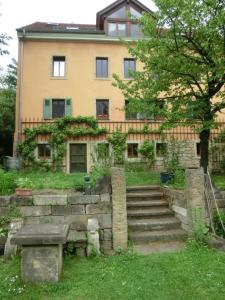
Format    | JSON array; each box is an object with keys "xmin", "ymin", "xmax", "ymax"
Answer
[
  {"xmin": 65, "ymin": 98, "xmax": 72, "ymax": 116},
  {"xmin": 43, "ymin": 99, "xmax": 52, "ymax": 120}
]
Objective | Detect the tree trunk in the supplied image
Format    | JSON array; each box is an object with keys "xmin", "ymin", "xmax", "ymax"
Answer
[{"xmin": 199, "ymin": 129, "xmax": 210, "ymax": 173}]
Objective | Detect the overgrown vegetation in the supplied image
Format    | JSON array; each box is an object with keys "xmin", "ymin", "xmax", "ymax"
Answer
[
  {"xmin": 107, "ymin": 129, "xmax": 127, "ymax": 165},
  {"xmin": 17, "ymin": 116, "xmax": 107, "ymax": 169},
  {"xmin": 1, "ymin": 248, "xmax": 225, "ymax": 299},
  {"xmin": 214, "ymin": 210, "xmax": 225, "ymax": 239},
  {"xmin": 0, "ymin": 169, "xmax": 17, "ymax": 195},
  {"xmin": 0, "ymin": 205, "xmax": 21, "ymax": 237},
  {"xmin": 138, "ymin": 140, "xmax": 155, "ymax": 168}
]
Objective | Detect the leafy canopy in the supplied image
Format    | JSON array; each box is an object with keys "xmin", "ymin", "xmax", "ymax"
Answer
[{"xmin": 113, "ymin": 0, "xmax": 225, "ymax": 131}]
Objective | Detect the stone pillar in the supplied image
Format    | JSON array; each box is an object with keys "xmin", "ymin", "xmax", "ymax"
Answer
[
  {"xmin": 87, "ymin": 218, "xmax": 100, "ymax": 257},
  {"xmin": 185, "ymin": 168, "xmax": 206, "ymax": 232},
  {"xmin": 4, "ymin": 218, "xmax": 23, "ymax": 259},
  {"xmin": 111, "ymin": 167, "xmax": 128, "ymax": 251}
]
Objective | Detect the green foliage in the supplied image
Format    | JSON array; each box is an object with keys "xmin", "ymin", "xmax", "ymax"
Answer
[
  {"xmin": 90, "ymin": 165, "xmax": 110, "ymax": 189},
  {"xmin": 113, "ymin": 0, "xmax": 225, "ymax": 171},
  {"xmin": 0, "ymin": 204, "xmax": 22, "ymax": 237},
  {"xmin": 107, "ymin": 129, "xmax": 127, "ymax": 165},
  {"xmin": 128, "ymin": 125, "xmax": 161, "ymax": 134},
  {"xmin": 191, "ymin": 208, "xmax": 209, "ymax": 245},
  {"xmin": 213, "ymin": 210, "xmax": 225, "ymax": 239},
  {"xmin": 163, "ymin": 139, "xmax": 181, "ymax": 176},
  {"xmin": 17, "ymin": 116, "xmax": 107, "ymax": 169},
  {"xmin": 0, "ymin": 169, "xmax": 17, "ymax": 195},
  {"xmin": 138, "ymin": 140, "xmax": 155, "ymax": 167}
]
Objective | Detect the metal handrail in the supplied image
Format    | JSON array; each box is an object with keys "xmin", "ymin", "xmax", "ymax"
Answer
[{"xmin": 204, "ymin": 170, "xmax": 225, "ymax": 235}]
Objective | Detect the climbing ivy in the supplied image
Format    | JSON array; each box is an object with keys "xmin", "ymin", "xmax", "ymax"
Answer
[
  {"xmin": 107, "ymin": 129, "xmax": 127, "ymax": 165},
  {"xmin": 17, "ymin": 116, "xmax": 107, "ymax": 168}
]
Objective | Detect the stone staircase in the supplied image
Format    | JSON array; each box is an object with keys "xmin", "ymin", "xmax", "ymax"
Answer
[{"xmin": 127, "ymin": 185, "xmax": 187, "ymax": 253}]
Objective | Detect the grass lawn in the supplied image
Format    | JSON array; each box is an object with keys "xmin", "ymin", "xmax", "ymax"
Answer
[
  {"xmin": 1, "ymin": 247, "xmax": 225, "ymax": 300},
  {"xmin": 212, "ymin": 174, "xmax": 225, "ymax": 190},
  {"xmin": 15, "ymin": 171, "xmax": 86, "ymax": 190},
  {"xmin": 126, "ymin": 170, "xmax": 161, "ymax": 186}
]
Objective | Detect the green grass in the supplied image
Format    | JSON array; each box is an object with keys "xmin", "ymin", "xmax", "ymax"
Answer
[
  {"xmin": 1, "ymin": 247, "xmax": 225, "ymax": 300},
  {"xmin": 15, "ymin": 171, "xmax": 86, "ymax": 190},
  {"xmin": 212, "ymin": 174, "xmax": 225, "ymax": 190},
  {"xmin": 126, "ymin": 170, "xmax": 161, "ymax": 186}
]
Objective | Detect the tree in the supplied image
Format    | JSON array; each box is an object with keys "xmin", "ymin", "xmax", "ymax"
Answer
[
  {"xmin": 0, "ymin": 59, "xmax": 17, "ymax": 157},
  {"xmin": 114, "ymin": 0, "xmax": 225, "ymax": 173}
]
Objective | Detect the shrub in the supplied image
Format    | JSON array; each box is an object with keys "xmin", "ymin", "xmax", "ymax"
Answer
[
  {"xmin": 138, "ymin": 141, "xmax": 155, "ymax": 168},
  {"xmin": 107, "ymin": 129, "xmax": 127, "ymax": 165},
  {"xmin": 0, "ymin": 169, "xmax": 17, "ymax": 195},
  {"xmin": 213, "ymin": 210, "xmax": 225, "ymax": 238}
]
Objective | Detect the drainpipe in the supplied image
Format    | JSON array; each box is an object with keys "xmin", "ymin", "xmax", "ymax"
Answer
[{"xmin": 15, "ymin": 29, "xmax": 25, "ymax": 157}]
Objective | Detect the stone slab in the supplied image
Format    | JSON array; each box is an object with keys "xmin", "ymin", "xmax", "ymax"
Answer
[
  {"xmin": 67, "ymin": 230, "xmax": 86, "ymax": 242},
  {"xmin": 104, "ymin": 229, "xmax": 112, "ymax": 241},
  {"xmin": 11, "ymin": 224, "xmax": 69, "ymax": 245},
  {"xmin": 21, "ymin": 245, "xmax": 62, "ymax": 283},
  {"xmin": 33, "ymin": 195, "xmax": 67, "ymax": 206},
  {"xmin": 0, "ymin": 207, "xmax": 9, "ymax": 217},
  {"xmin": 51, "ymin": 205, "xmax": 71, "ymax": 216},
  {"xmin": 18, "ymin": 206, "xmax": 51, "ymax": 217},
  {"xmin": 100, "ymin": 193, "xmax": 111, "ymax": 203},
  {"xmin": 24, "ymin": 216, "xmax": 65, "ymax": 225},
  {"xmin": 68, "ymin": 195, "xmax": 100, "ymax": 205},
  {"xmin": 67, "ymin": 214, "xmax": 112, "ymax": 230},
  {"xmin": 11, "ymin": 196, "xmax": 33, "ymax": 206},
  {"xmin": 86, "ymin": 203, "xmax": 112, "ymax": 214},
  {"xmin": 71, "ymin": 205, "xmax": 85, "ymax": 214}
]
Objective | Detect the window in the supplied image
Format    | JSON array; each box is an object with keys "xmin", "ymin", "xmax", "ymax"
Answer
[
  {"xmin": 108, "ymin": 6, "xmax": 126, "ymax": 18},
  {"xmin": 96, "ymin": 57, "xmax": 108, "ymax": 78},
  {"xmin": 96, "ymin": 100, "xmax": 109, "ymax": 120},
  {"xmin": 130, "ymin": 7, "xmax": 142, "ymax": 18},
  {"xmin": 156, "ymin": 142, "xmax": 167, "ymax": 157},
  {"xmin": 108, "ymin": 23, "xmax": 126, "ymax": 36},
  {"xmin": 43, "ymin": 98, "xmax": 72, "ymax": 120},
  {"xmin": 125, "ymin": 100, "xmax": 138, "ymax": 120},
  {"xmin": 196, "ymin": 142, "xmax": 201, "ymax": 157},
  {"xmin": 52, "ymin": 56, "xmax": 65, "ymax": 77},
  {"xmin": 124, "ymin": 58, "xmax": 136, "ymax": 78},
  {"xmin": 38, "ymin": 144, "xmax": 51, "ymax": 160},
  {"xmin": 127, "ymin": 144, "xmax": 138, "ymax": 158},
  {"xmin": 131, "ymin": 24, "xmax": 141, "ymax": 37}
]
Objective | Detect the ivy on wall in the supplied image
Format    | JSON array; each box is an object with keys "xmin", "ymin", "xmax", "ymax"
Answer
[{"xmin": 17, "ymin": 116, "xmax": 108, "ymax": 168}]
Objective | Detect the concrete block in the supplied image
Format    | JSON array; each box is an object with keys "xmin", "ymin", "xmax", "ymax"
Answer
[
  {"xmin": 68, "ymin": 195, "xmax": 100, "ymax": 205},
  {"xmin": 18, "ymin": 206, "xmax": 51, "ymax": 217},
  {"xmin": 51, "ymin": 205, "xmax": 71, "ymax": 216},
  {"xmin": 11, "ymin": 196, "xmax": 33, "ymax": 206},
  {"xmin": 100, "ymin": 193, "xmax": 111, "ymax": 203},
  {"xmin": 33, "ymin": 195, "xmax": 67, "ymax": 206},
  {"xmin": 21, "ymin": 245, "xmax": 62, "ymax": 283},
  {"xmin": 104, "ymin": 229, "xmax": 112, "ymax": 241},
  {"xmin": 86, "ymin": 203, "xmax": 111, "ymax": 214},
  {"xmin": 66, "ymin": 215, "xmax": 89, "ymax": 231},
  {"xmin": 67, "ymin": 230, "xmax": 86, "ymax": 242},
  {"xmin": 96, "ymin": 214, "xmax": 112, "ymax": 229},
  {"xmin": 24, "ymin": 216, "xmax": 65, "ymax": 225},
  {"xmin": 71, "ymin": 205, "xmax": 85, "ymax": 214}
]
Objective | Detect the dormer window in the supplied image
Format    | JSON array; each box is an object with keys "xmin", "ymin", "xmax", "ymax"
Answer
[{"xmin": 106, "ymin": 4, "xmax": 143, "ymax": 37}]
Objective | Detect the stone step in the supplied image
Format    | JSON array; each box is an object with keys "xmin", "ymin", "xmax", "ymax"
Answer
[
  {"xmin": 126, "ymin": 192, "xmax": 164, "ymax": 201},
  {"xmin": 127, "ymin": 200, "xmax": 168, "ymax": 208},
  {"xmin": 129, "ymin": 229, "xmax": 187, "ymax": 244},
  {"xmin": 127, "ymin": 207, "xmax": 174, "ymax": 218},
  {"xmin": 127, "ymin": 185, "xmax": 162, "ymax": 192},
  {"xmin": 128, "ymin": 217, "xmax": 181, "ymax": 231}
]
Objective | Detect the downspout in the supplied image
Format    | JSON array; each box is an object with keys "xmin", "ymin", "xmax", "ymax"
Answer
[{"xmin": 16, "ymin": 29, "xmax": 25, "ymax": 156}]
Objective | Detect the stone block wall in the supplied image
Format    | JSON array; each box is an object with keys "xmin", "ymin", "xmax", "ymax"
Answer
[{"xmin": 0, "ymin": 193, "xmax": 113, "ymax": 255}]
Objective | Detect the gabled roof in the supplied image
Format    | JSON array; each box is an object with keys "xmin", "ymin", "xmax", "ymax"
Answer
[
  {"xmin": 17, "ymin": 22, "xmax": 103, "ymax": 34},
  {"xmin": 96, "ymin": 0, "xmax": 154, "ymax": 29}
]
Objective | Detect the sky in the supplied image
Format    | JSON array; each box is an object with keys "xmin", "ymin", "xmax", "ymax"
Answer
[{"xmin": 0, "ymin": 0, "xmax": 157, "ymax": 71}]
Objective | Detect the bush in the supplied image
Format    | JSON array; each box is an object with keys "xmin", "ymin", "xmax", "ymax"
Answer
[
  {"xmin": 0, "ymin": 169, "xmax": 17, "ymax": 195},
  {"xmin": 213, "ymin": 210, "xmax": 225, "ymax": 238},
  {"xmin": 138, "ymin": 141, "xmax": 155, "ymax": 167}
]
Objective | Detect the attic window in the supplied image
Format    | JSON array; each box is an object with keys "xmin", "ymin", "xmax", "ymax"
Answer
[
  {"xmin": 130, "ymin": 7, "xmax": 142, "ymax": 18},
  {"xmin": 66, "ymin": 26, "xmax": 79, "ymax": 30},
  {"xmin": 108, "ymin": 6, "xmax": 126, "ymax": 18}
]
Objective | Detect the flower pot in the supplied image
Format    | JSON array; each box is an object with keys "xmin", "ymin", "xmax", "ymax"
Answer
[
  {"xmin": 16, "ymin": 188, "xmax": 32, "ymax": 197},
  {"xmin": 160, "ymin": 172, "xmax": 172, "ymax": 184}
]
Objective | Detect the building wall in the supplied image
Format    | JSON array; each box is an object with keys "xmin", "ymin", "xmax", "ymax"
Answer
[{"xmin": 19, "ymin": 40, "xmax": 139, "ymax": 121}]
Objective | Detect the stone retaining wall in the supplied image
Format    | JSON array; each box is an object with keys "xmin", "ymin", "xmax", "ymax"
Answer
[{"xmin": 0, "ymin": 193, "xmax": 113, "ymax": 255}]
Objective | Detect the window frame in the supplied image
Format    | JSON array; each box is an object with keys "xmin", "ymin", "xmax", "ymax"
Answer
[
  {"xmin": 52, "ymin": 99, "xmax": 66, "ymax": 119},
  {"xmin": 95, "ymin": 57, "xmax": 109, "ymax": 78},
  {"xmin": 96, "ymin": 99, "xmax": 110, "ymax": 120},
  {"xmin": 52, "ymin": 56, "xmax": 66, "ymax": 78},
  {"xmin": 124, "ymin": 58, "xmax": 136, "ymax": 78},
  {"xmin": 37, "ymin": 143, "xmax": 52, "ymax": 160},
  {"xmin": 156, "ymin": 142, "xmax": 167, "ymax": 158},
  {"xmin": 127, "ymin": 143, "xmax": 139, "ymax": 158}
]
